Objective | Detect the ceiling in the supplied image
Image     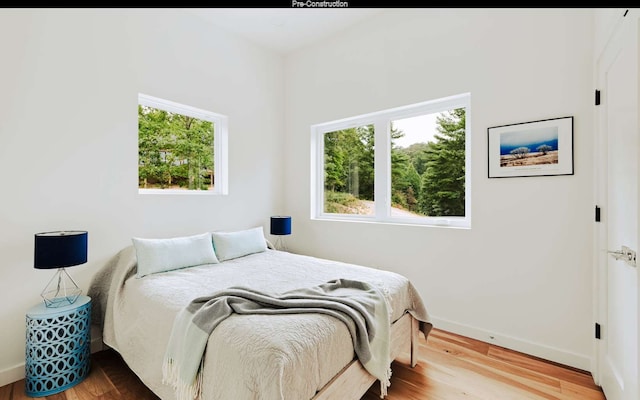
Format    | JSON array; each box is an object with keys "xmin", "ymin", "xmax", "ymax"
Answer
[{"xmin": 187, "ymin": 8, "xmax": 383, "ymax": 55}]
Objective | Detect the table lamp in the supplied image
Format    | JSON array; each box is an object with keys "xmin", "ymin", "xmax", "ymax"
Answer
[
  {"xmin": 270, "ymin": 216, "xmax": 291, "ymax": 251},
  {"xmin": 34, "ymin": 230, "xmax": 88, "ymax": 308}
]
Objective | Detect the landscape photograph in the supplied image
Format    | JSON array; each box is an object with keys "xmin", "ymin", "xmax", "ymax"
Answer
[{"xmin": 499, "ymin": 126, "xmax": 559, "ymax": 168}]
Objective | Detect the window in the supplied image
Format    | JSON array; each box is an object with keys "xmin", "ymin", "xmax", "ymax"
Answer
[
  {"xmin": 311, "ymin": 93, "xmax": 470, "ymax": 228},
  {"xmin": 138, "ymin": 93, "xmax": 228, "ymax": 195}
]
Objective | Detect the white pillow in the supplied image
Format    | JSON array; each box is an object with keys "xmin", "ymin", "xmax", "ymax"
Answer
[
  {"xmin": 211, "ymin": 226, "xmax": 267, "ymax": 262},
  {"xmin": 132, "ymin": 232, "xmax": 219, "ymax": 278}
]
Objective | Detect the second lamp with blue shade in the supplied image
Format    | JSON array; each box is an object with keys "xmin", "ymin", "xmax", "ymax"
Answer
[{"xmin": 270, "ymin": 216, "xmax": 291, "ymax": 251}]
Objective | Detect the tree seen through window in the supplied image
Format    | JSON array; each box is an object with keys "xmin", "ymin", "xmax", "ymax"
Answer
[{"xmin": 138, "ymin": 105, "xmax": 214, "ymax": 190}]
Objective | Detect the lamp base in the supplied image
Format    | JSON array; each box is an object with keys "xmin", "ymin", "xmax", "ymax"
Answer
[
  {"xmin": 41, "ymin": 268, "xmax": 82, "ymax": 308},
  {"xmin": 274, "ymin": 237, "xmax": 288, "ymax": 252}
]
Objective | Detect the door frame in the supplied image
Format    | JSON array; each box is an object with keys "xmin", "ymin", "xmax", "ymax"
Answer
[{"xmin": 592, "ymin": 7, "xmax": 639, "ymax": 393}]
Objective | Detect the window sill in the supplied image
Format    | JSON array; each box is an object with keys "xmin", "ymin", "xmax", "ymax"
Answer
[
  {"xmin": 312, "ymin": 215, "xmax": 471, "ymax": 229},
  {"xmin": 138, "ymin": 189, "xmax": 225, "ymax": 195}
]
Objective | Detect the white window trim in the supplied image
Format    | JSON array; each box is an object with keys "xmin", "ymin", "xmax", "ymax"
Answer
[
  {"xmin": 138, "ymin": 93, "xmax": 228, "ymax": 195},
  {"xmin": 311, "ymin": 93, "xmax": 471, "ymax": 228}
]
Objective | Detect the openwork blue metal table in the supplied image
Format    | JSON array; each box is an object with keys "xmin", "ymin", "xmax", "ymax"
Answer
[{"xmin": 25, "ymin": 295, "xmax": 91, "ymax": 397}]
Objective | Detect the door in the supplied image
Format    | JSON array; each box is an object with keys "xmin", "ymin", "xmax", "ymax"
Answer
[{"xmin": 595, "ymin": 9, "xmax": 639, "ymax": 400}]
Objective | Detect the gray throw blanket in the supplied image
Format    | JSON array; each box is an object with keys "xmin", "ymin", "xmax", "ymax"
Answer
[{"xmin": 162, "ymin": 278, "xmax": 393, "ymax": 400}]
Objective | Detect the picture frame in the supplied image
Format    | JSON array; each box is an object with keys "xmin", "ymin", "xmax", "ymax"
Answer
[{"xmin": 488, "ymin": 116, "xmax": 574, "ymax": 178}]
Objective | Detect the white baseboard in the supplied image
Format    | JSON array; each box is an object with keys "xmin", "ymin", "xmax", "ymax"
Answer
[
  {"xmin": 430, "ymin": 316, "xmax": 593, "ymax": 373},
  {"xmin": 0, "ymin": 334, "xmax": 104, "ymax": 387},
  {"xmin": 0, "ymin": 364, "xmax": 24, "ymax": 388}
]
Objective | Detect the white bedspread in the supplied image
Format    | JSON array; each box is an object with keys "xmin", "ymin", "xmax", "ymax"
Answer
[{"xmin": 89, "ymin": 246, "xmax": 432, "ymax": 400}]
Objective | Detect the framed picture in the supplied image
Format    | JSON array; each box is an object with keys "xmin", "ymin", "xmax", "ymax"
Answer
[{"xmin": 488, "ymin": 116, "xmax": 574, "ymax": 178}]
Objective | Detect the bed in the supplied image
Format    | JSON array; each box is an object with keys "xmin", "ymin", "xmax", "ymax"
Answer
[{"xmin": 88, "ymin": 232, "xmax": 432, "ymax": 400}]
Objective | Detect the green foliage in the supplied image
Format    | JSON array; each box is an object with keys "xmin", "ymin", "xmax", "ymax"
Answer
[
  {"xmin": 138, "ymin": 105, "xmax": 214, "ymax": 190},
  {"xmin": 403, "ymin": 142, "xmax": 432, "ymax": 175},
  {"xmin": 418, "ymin": 108, "xmax": 466, "ymax": 216},
  {"xmin": 390, "ymin": 150, "xmax": 418, "ymax": 213},
  {"xmin": 324, "ymin": 125, "xmax": 375, "ymax": 202},
  {"xmin": 324, "ymin": 191, "xmax": 367, "ymax": 214}
]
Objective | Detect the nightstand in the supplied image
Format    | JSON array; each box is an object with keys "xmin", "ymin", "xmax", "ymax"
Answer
[{"xmin": 25, "ymin": 295, "xmax": 91, "ymax": 397}]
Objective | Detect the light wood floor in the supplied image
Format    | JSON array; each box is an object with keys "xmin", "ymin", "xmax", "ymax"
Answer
[{"xmin": 0, "ymin": 328, "xmax": 606, "ymax": 400}]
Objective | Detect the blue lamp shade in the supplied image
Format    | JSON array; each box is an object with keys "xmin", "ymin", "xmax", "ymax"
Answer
[
  {"xmin": 34, "ymin": 231, "xmax": 88, "ymax": 269},
  {"xmin": 270, "ymin": 216, "xmax": 292, "ymax": 236}
]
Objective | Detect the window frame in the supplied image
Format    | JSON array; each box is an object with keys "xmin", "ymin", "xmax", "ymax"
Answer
[
  {"xmin": 137, "ymin": 93, "xmax": 228, "ymax": 195},
  {"xmin": 311, "ymin": 93, "xmax": 471, "ymax": 228}
]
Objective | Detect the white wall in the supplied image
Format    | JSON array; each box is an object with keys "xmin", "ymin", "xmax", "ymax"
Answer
[
  {"xmin": 0, "ymin": 9, "xmax": 284, "ymax": 383},
  {"xmin": 284, "ymin": 9, "xmax": 595, "ymax": 370}
]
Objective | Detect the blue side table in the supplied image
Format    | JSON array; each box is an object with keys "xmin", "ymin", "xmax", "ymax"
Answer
[{"xmin": 25, "ymin": 295, "xmax": 91, "ymax": 397}]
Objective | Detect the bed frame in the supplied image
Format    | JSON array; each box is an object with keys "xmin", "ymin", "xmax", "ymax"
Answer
[
  {"xmin": 312, "ymin": 313, "xmax": 419, "ymax": 400},
  {"xmin": 97, "ymin": 308, "xmax": 421, "ymax": 400}
]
